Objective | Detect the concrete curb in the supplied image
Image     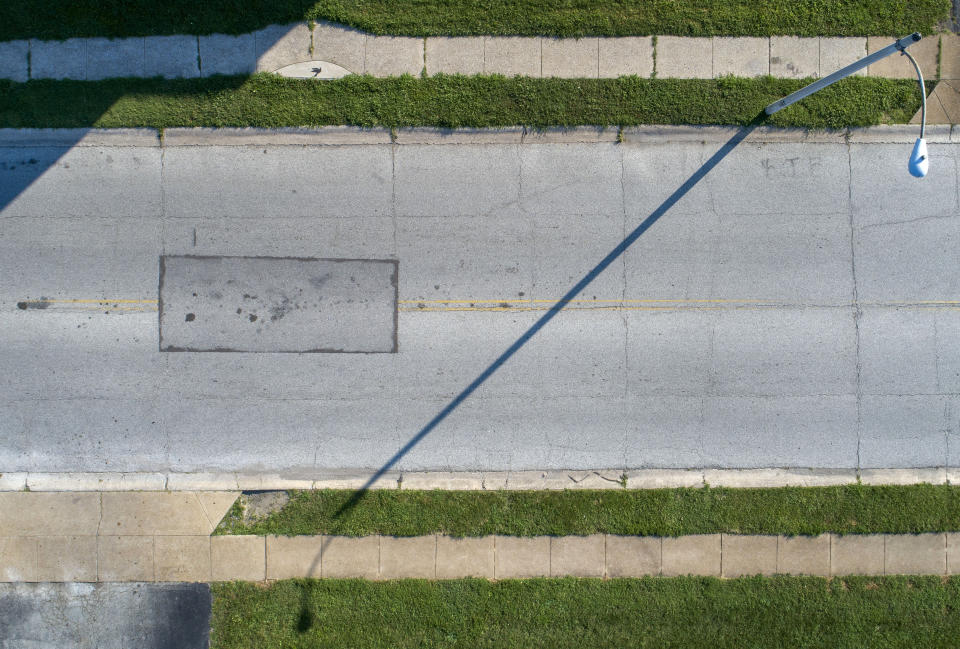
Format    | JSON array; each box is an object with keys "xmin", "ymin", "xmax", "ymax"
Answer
[
  {"xmin": 1, "ymin": 468, "xmax": 955, "ymax": 491},
  {"xmin": 162, "ymin": 126, "xmax": 392, "ymax": 146},
  {"xmin": 0, "ymin": 125, "xmax": 955, "ymax": 147},
  {"xmin": 0, "ymin": 128, "xmax": 160, "ymax": 147}
]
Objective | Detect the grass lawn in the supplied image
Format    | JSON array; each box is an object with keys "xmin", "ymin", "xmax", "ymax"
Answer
[
  {"xmin": 0, "ymin": 74, "xmax": 926, "ymax": 130},
  {"xmin": 211, "ymin": 576, "xmax": 960, "ymax": 649},
  {"xmin": 214, "ymin": 484, "xmax": 960, "ymax": 537},
  {"xmin": 0, "ymin": 0, "xmax": 950, "ymax": 40}
]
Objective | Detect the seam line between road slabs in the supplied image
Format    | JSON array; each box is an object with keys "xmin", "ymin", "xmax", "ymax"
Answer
[
  {"xmin": 0, "ymin": 125, "xmax": 955, "ymax": 147},
  {"xmin": 1, "ymin": 468, "xmax": 956, "ymax": 491}
]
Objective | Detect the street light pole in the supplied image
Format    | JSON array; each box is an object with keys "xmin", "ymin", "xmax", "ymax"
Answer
[{"xmin": 764, "ymin": 32, "xmax": 929, "ymax": 177}]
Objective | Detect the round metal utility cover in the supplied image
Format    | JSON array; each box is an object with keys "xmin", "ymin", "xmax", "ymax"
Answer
[{"xmin": 272, "ymin": 61, "xmax": 353, "ymax": 80}]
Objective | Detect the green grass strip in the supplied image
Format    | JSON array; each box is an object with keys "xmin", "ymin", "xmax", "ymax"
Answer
[
  {"xmin": 215, "ymin": 484, "xmax": 960, "ymax": 537},
  {"xmin": 0, "ymin": 0, "xmax": 951, "ymax": 40},
  {"xmin": 211, "ymin": 576, "xmax": 960, "ymax": 649},
  {"xmin": 0, "ymin": 74, "xmax": 925, "ymax": 129}
]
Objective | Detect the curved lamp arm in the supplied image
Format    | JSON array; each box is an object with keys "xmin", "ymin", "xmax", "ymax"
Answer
[{"xmin": 900, "ymin": 47, "xmax": 929, "ymax": 178}]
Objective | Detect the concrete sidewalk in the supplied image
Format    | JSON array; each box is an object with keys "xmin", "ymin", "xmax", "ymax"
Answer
[
  {"xmin": 0, "ymin": 22, "xmax": 955, "ymax": 85},
  {"xmin": 1, "ymin": 492, "xmax": 958, "ymax": 582}
]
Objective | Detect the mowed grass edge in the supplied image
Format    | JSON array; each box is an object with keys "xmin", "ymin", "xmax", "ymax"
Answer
[
  {"xmin": 0, "ymin": 74, "xmax": 926, "ymax": 129},
  {"xmin": 215, "ymin": 484, "xmax": 960, "ymax": 537},
  {"xmin": 0, "ymin": 0, "xmax": 951, "ymax": 40},
  {"xmin": 210, "ymin": 576, "xmax": 960, "ymax": 649}
]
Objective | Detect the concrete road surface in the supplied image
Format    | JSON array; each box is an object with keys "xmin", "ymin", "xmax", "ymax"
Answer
[{"xmin": 1, "ymin": 127, "xmax": 958, "ymax": 475}]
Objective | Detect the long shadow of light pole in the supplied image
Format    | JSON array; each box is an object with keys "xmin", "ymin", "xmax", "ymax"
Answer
[
  {"xmin": 294, "ymin": 122, "xmax": 758, "ymax": 631},
  {"xmin": 338, "ymin": 123, "xmax": 758, "ymax": 516}
]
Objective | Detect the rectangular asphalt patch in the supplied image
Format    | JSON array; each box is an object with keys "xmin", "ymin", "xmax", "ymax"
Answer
[
  {"xmin": 159, "ymin": 255, "xmax": 398, "ymax": 353},
  {"xmin": 0, "ymin": 583, "xmax": 211, "ymax": 649}
]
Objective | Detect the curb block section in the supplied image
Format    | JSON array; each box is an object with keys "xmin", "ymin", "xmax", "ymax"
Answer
[
  {"xmin": 0, "ymin": 128, "xmax": 160, "ymax": 147},
  {"xmin": 161, "ymin": 126, "xmax": 392, "ymax": 146},
  {"xmin": 3, "ymin": 464, "xmax": 960, "ymax": 492},
  {"xmin": 1, "ymin": 126, "xmax": 955, "ymax": 150},
  {"xmin": 703, "ymin": 468, "xmax": 856, "ymax": 487}
]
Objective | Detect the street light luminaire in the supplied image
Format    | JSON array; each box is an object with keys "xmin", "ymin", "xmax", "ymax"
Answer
[{"xmin": 764, "ymin": 33, "xmax": 929, "ymax": 178}]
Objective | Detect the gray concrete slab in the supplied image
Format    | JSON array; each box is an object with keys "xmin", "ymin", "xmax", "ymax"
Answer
[
  {"xmin": 541, "ymin": 38, "xmax": 598, "ymax": 78},
  {"xmin": 29, "ymin": 38, "xmax": 86, "ymax": 80},
  {"xmin": 396, "ymin": 311, "xmax": 540, "ymax": 401},
  {"xmin": 396, "ymin": 215, "xmax": 533, "ymax": 301},
  {"xmin": 819, "ymin": 37, "xmax": 867, "ymax": 77},
  {"xmin": 1, "ymin": 136, "xmax": 958, "ymax": 476},
  {"xmin": 159, "ymin": 256, "xmax": 397, "ymax": 353},
  {"xmin": 160, "ymin": 144, "xmax": 393, "ymax": 218},
  {"xmin": 850, "ymin": 143, "xmax": 958, "ymax": 228},
  {"xmin": 0, "ymin": 145, "xmax": 162, "ymax": 218},
  {"xmin": 699, "ymin": 396, "xmax": 859, "ymax": 468},
  {"xmin": 394, "ymin": 144, "xmax": 522, "ymax": 217},
  {"xmin": 701, "ymin": 142, "xmax": 852, "ymax": 216},
  {"xmin": 867, "ymin": 34, "xmax": 939, "ymax": 80},
  {"xmin": 425, "ymin": 37, "xmax": 484, "ymax": 76},
  {"xmin": 858, "ymin": 307, "xmax": 939, "ymax": 395},
  {"xmin": 199, "ymin": 33, "xmax": 255, "ymax": 77},
  {"xmin": 859, "ymin": 395, "xmax": 950, "ymax": 468},
  {"xmin": 656, "ymin": 37, "xmax": 711, "ymax": 78},
  {"xmin": 167, "ymin": 215, "xmax": 396, "ymax": 260},
  {"xmin": 365, "ymin": 36, "xmax": 424, "ymax": 76},
  {"xmin": 519, "ymin": 143, "xmax": 622, "ymax": 215},
  {"xmin": 532, "ymin": 211, "xmax": 625, "ymax": 302},
  {"xmin": 0, "ymin": 583, "xmax": 210, "ymax": 649},
  {"xmin": 144, "ymin": 35, "xmax": 200, "ymax": 79},
  {"xmin": 0, "ymin": 40, "xmax": 29, "ymax": 82},
  {"xmin": 624, "ymin": 308, "xmax": 856, "ymax": 397},
  {"xmin": 598, "ymin": 37, "xmax": 653, "ymax": 79},
  {"xmin": 623, "ymin": 210, "xmax": 853, "ymax": 303},
  {"xmin": 854, "ymin": 217, "xmax": 960, "ymax": 304},
  {"xmin": 254, "ymin": 22, "xmax": 311, "ymax": 73},
  {"xmin": 770, "ymin": 37, "xmax": 819, "ymax": 79},
  {"xmin": 713, "ymin": 37, "xmax": 768, "ymax": 78},
  {"xmin": 311, "ymin": 22, "xmax": 366, "ymax": 74},
  {"xmin": 484, "ymin": 37, "xmax": 540, "ymax": 77},
  {"xmin": 85, "ymin": 38, "xmax": 144, "ymax": 80},
  {"xmin": 623, "ymin": 396, "xmax": 704, "ymax": 468}
]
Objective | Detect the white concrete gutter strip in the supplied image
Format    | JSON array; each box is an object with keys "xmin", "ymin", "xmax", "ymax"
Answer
[
  {"xmin": 0, "ymin": 23, "xmax": 954, "ymax": 82},
  {"xmin": 0, "ymin": 124, "xmax": 957, "ymax": 147},
  {"xmin": 1, "ymin": 467, "xmax": 957, "ymax": 491}
]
